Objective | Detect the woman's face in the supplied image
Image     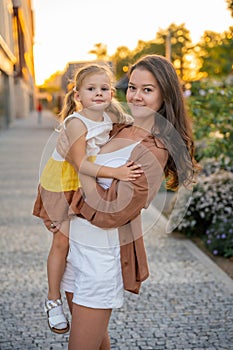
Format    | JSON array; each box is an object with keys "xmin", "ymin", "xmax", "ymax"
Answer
[{"xmin": 126, "ymin": 68, "xmax": 163, "ymax": 118}]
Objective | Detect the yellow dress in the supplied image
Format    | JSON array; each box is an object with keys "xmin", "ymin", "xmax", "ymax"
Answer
[{"xmin": 33, "ymin": 112, "xmax": 113, "ymax": 223}]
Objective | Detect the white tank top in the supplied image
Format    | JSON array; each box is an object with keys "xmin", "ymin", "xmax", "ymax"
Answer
[
  {"xmin": 63, "ymin": 112, "xmax": 113, "ymax": 156},
  {"xmin": 95, "ymin": 142, "xmax": 140, "ymax": 189}
]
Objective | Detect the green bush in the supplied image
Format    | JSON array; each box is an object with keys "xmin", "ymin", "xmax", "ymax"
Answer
[
  {"xmin": 187, "ymin": 82, "xmax": 233, "ymax": 167},
  {"xmin": 204, "ymin": 217, "xmax": 233, "ymax": 258}
]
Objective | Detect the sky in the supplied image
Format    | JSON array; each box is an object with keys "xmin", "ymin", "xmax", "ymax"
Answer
[{"xmin": 33, "ymin": 0, "xmax": 232, "ymax": 85}]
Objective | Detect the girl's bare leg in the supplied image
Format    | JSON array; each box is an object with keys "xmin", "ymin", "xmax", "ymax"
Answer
[
  {"xmin": 68, "ymin": 303, "xmax": 112, "ymax": 350},
  {"xmin": 47, "ymin": 230, "xmax": 69, "ymax": 300},
  {"xmin": 46, "ymin": 222, "xmax": 70, "ymax": 333}
]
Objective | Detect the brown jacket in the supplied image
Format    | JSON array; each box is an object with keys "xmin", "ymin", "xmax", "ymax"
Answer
[{"xmin": 69, "ymin": 125, "xmax": 168, "ymax": 294}]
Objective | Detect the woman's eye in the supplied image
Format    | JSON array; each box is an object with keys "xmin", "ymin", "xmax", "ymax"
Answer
[{"xmin": 128, "ymin": 85, "xmax": 135, "ymax": 91}]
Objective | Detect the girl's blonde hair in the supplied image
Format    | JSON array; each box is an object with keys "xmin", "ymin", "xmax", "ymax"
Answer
[{"xmin": 59, "ymin": 63, "xmax": 130, "ymax": 123}]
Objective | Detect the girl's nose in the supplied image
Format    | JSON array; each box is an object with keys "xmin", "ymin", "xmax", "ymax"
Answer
[{"xmin": 96, "ymin": 89, "xmax": 103, "ymax": 96}]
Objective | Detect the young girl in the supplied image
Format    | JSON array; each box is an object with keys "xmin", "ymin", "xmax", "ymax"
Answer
[{"xmin": 33, "ymin": 63, "xmax": 142, "ymax": 334}]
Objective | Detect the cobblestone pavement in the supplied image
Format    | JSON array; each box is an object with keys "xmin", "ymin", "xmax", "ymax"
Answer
[{"xmin": 0, "ymin": 112, "xmax": 233, "ymax": 350}]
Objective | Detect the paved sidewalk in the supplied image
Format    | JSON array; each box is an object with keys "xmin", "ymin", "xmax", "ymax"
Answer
[{"xmin": 0, "ymin": 111, "xmax": 233, "ymax": 350}]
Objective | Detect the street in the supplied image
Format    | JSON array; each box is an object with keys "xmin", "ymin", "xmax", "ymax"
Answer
[{"xmin": 0, "ymin": 111, "xmax": 233, "ymax": 350}]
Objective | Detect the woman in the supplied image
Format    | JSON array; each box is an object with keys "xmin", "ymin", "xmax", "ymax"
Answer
[{"xmin": 60, "ymin": 54, "xmax": 199, "ymax": 350}]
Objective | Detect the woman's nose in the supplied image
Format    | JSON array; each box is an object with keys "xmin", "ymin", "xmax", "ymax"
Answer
[{"xmin": 133, "ymin": 89, "xmax": 142, "ymax": 100}]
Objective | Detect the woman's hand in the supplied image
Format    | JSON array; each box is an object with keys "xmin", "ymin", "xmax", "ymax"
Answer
[
  {"xmin": 44, "ymin": 220, "xmax": 61, "ymax": 233},
  {"xmin": 43, "ymin": 220, "xmax": 70, "ymax": 236}
]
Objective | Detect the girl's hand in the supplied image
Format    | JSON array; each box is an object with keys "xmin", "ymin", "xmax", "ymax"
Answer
[{"xmin": 113, "ymin": 161, "xmax": 144, "ymax": 181}]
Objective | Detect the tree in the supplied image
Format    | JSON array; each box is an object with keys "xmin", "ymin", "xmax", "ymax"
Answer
[
  {"xmin": 198, "ymin": 27, "xmax": 233, "ymax": 78},
  {"xmin": 131, "ymin": 40, "xmax": 165, "ymax": 63},
  {"xmin": 155, "ymin": 23, "xmax": 193, "ymax": 81},
  {"xmin": 110, "ymin": 46, "xmax": 133, "ymax": 79},
  {"xmin": 225, "ymin": 0, "xmax": 233, "ymax": 17},
  {"xmin": 88, "ymin": 43, "xmax": 108, "ymax": 60}
]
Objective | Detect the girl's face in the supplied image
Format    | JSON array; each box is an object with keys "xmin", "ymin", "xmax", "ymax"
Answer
[
  {"xmin": 75, "ymin": 72, "xmax": 113, "ymax": 111},
  {"xmin": 126, "ymin": 68, "xmax": 163, "ymax": 118}
]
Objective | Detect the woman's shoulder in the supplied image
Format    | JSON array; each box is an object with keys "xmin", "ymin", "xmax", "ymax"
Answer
[
  {"xmin": 140, "ymin": 132, "xmax": 166, "ymax": 149},
  {"xmin": 130, "ymin": 137, "xmax": 168, "ymax": 171},
  {"xmin": 136, "ymin": 134, "xmax": 168, "ymax": 162},
  {"xmin": 110, "ymin": 122, "xmax": 132, "ymax": 138}
]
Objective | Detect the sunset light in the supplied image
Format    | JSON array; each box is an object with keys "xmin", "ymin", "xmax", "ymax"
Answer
[{"xmin": 32, "ymin": 0, "xmax": 232, "ymax": 85}]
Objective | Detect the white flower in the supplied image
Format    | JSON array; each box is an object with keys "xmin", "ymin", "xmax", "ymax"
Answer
[{"xmin": 199, "ymin": 89, "xmax": 206, "ymax": 96}]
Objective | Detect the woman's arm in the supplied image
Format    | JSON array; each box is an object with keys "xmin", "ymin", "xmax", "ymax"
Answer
[{"xmin": 70, "ymin": 140, "xmax": 168, "ymax": 228}]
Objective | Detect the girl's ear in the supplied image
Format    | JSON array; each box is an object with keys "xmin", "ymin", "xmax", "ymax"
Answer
[
  {"xmin": 74, "ymin": 91, "xmax": 80, "ymax": 102},
  {"xmin": 111, "ymin": 88, "xmax": 115, "ymax": 99}
]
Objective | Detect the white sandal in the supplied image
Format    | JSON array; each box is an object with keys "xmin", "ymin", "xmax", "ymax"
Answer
[{"xmin": 44, "ymin": 298, "xmax": 70, "ymax": 334}]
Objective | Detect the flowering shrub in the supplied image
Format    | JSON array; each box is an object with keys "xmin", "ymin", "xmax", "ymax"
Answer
[
  {"xmin": 204, "ymin": 218, "xmax": 233, "ymax": 258},
  {"xmin": 169, "ymin": 169, "xmax": 233, "ymax": 257}
]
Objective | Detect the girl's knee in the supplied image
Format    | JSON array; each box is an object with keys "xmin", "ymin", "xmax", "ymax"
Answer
[{"xmin": 53, "ymin": 232, "xmax": 69, "ymax": 251}]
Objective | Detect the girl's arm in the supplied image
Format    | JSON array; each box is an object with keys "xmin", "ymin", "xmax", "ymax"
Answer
[
  {"xmin": 67, "ymin": 136, "xmax": 142, "ymax": 182},
  {"xmin": 62, "ymin": 118, "xmax": 143, "ymax": 181},
  {"xmin": 79, "ymin": 158, "xmax": 143, "ymax": 181}
]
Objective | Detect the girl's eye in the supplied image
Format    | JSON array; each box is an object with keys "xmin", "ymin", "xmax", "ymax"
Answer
[{"xmin": 87, "ymin": 87, "xmax": 110, "ymax": 91}]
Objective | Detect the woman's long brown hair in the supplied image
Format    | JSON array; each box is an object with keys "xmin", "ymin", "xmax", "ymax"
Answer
[{"xmin": 128, "ymin": 54, "xmax": 200, "ymax": 190}]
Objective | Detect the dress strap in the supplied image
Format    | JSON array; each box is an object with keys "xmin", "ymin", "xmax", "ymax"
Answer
[
  {"xmin": 103, "ymin": 112, "xmax": 112, "ymax": 123},
  {"xmin": 63, "ymin": 113, "xmax": 81, "ymax": 129}
]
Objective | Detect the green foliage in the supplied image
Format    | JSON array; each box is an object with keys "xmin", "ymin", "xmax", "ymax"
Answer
[
  {"xmin": 111, "ymin": 23, "xmax": 195, "ymax": 82},
  {"xmin": 187, "ymin": 82, "xmax": 233, "ymax": 167},
  {"xmin": 198, "ymin": 28, "xmax": 233, "ymax": 77},
  {"xmin": 204, "ymin": 217, "xmax": 233, "ymax": 258},
  {"xmin": 110, "ymin": 25, "xmax": 232, "ymax": 84},
  {"xmin": 111, "ymin": 46, "xmax": 133, "ymax": 79},
  {"xmin": 115, "ymin": 89, "xmax": 126, "ymax": 103},
  {"xmin": 88, "ymin": 43, "xmax": 108, "ymax": 60},
  {"xmin": 156, "ymin": 23, "xmax": 192, "ymax": 58},
  {"xmin": 225, "ymin": 0, "xmax": 233, "ymax": 17},
  {"xmin": 132, "ymin": 42, "xmax": 165, "ymax": 64}
]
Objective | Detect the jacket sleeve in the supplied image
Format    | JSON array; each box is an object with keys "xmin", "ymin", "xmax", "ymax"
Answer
[
  {"xmin": 69, "ymin": 137, "xmax": 168, "ymax": 228},
  {"xmin": 32, "ymin": 184, "xmax": 75, "ymax": 228}
]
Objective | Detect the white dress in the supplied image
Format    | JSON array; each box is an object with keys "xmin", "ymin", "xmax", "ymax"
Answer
[
  {"xmin": 63, "ymin": 112, "xmax": 113, "ymax": 157},
  {"xmin": 39, "ymin": 112, "xmax": 113, "ymax": 193},
  {"xmin": 61, "ymin": 142, "xmax": 140, "ymax": 309}
]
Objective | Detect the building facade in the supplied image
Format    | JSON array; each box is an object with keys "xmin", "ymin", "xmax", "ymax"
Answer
[{"xmin": 0, "ymin": 0, "xmax": 35, "ymax": 129}]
